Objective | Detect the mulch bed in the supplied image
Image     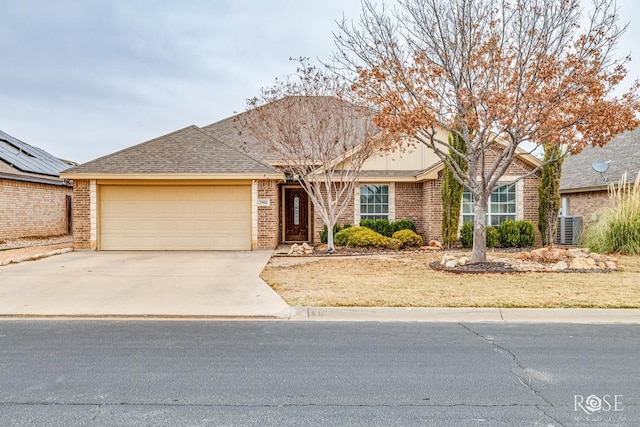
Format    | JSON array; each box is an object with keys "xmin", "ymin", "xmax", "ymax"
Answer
[{"xmin": 430, "ymin": 261, "xmax": 518, "ymax": 274}]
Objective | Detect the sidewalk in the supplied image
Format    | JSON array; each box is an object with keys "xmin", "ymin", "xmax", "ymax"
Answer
[{"xmin": 288, "ymin": 307, "xmax": 640, "ymax": 323}]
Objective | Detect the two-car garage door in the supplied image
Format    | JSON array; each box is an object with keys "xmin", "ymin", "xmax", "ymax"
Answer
[{"xmin": 100, "ymin": 185, "xmax": 251, "ymax": 250}]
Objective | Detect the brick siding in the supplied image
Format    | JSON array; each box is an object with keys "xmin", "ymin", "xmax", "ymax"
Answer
[
  {"xmin": 71, "ymin": 179, "xmax": 91, "ymax": 249},
  {"xmin": 395, "ymin": 182, "xmax": 426, "ymax": 238},
  {"xmin": 0, "ymin": 179, "xmax": 73, "ymax": 239},
  {"xmin": 563, "ymin": 190, "xmax": 610, "ymax": 226},
  {"xmin": 257, "ymin": 180, "xmax": 280, "ymax": 249}
]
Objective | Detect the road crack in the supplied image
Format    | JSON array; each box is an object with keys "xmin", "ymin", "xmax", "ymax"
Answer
[{"xmin": 459, "ymin": 323, "xmax": 566, "ymax": 427}]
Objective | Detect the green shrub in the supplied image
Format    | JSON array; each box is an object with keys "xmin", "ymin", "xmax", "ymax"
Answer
[
  {"xmin": 460, "ymin": 222, "xmax": 474, "ymax": 248},
  {"xmin": 359, "ymin": 219, "xmax": 375, "ymax": 231},
  {"xmin": 497, "ymin": 220, "xmax": 520, "ymax": 248},
  {"xmin": 497, "ymin": 220, "xmax": 536, "ymax": 248},
  {"xmin": 320, "ymin": 223, "xmax": 343, "ymax": 244},
  {"xmin": 460, "ymin": 222, "xmax": 499, "ymax": 248},
  {"xmin": 391, "ymin": 219, "xmax": 417, "ymax": 233},
  {"xmin": 486, "ymin": 226, "xmax": 499, "ymax": 248},
  {"xmin": 516, "ymin": 220, "xmax": 536, "ymax": 247},
  {"xmin": 386, "ymin": 238, "xmax": 402, "ymax": 250},
  {"xmin": 392, "ymin": 229, "xmax": 423, "ymax": 248},
  {"xmin": 342, "ymin": 223, "xmax": 352, "ymax": 229},
  {"xmin": 581, "ymin": 173, "xmax": 640, "ymax": 255},
  {"xmin": 335, "ymin": 226, "xmax": 389, "ymax": 248}
]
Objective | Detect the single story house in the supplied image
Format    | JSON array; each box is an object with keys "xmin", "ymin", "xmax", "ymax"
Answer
[
  {"xmin": 62, "ymin": 99, "xmax": 542, "ymax": 251},
  {"xmin": 0, "ymin": 129, "xmax": 74, "ymax": 240},
  {"xmin": 560, "ymin": 127, "xmax": 640, "ymax": 225}
]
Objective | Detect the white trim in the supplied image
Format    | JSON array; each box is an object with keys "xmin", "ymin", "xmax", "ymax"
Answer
[
  {"xmin": 355, "ymin": 183, "xmax": 395, "ymax": 223},
  {"xmin": 90, "ymin": 180, "xmax": 97, "ymax": 250},
  {"xmin": 516, "ymin": 180, "xmax": 524, "ymax": 220},
  {"xmin": 251, "ymin": 180, "xmax": 258, "ymax": 249}
]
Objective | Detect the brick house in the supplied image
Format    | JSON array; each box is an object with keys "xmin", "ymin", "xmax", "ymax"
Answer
[
  {"xmin": 62, "ymin": 99, "xmax": 541, "ymax": 251},
  {"xmin": 560, "ymin": 127, "xmax": 640, "ymax": 225},
  {"xmin": 0, "ymin": 130, "xmax": 74, "ymax": 240}
]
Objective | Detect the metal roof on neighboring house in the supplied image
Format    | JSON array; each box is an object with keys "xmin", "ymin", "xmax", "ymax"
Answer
[
  {"xmin": 0, "ymin": 129, "xmax": 70, "ymax": 177},
  {"xmin": 62, "ymin": 125, "xmax": 282, "ymax": 177},
  {"xmin": 560, "ymin": 128, "xmax": 640, "ymax": 192}
]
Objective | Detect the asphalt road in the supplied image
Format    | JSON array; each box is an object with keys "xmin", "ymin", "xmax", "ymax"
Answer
[{"xmin": 0, "ymin": 321, "xmax": 637, "ymax": 426}]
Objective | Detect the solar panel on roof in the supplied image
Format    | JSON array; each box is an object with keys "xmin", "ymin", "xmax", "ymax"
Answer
[{"xmin": 0, "ymin": 129, "xmax": 69, "ymax": 177}]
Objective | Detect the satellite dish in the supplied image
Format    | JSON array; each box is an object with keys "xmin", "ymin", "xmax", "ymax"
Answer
[{"xmin": 591, "ymin": 160, "xmax": 610, "ymax": 181}]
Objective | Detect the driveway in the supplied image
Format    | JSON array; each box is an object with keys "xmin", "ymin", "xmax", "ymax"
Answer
[{"xmin": 0, "ymin": 251, "xmax": 291, "ymax": 318}]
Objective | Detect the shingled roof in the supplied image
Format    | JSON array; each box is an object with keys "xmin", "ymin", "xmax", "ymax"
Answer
[
  {"xmin": 63, "ymin": 125, "xmax": 282, "ymax": 177},
  {"xmin": 560, "ymin": 128, "xmax": 640, "ymax": 192}
]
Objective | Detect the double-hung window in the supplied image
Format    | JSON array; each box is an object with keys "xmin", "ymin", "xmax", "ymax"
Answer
[
  {"xmin": 360, "ymin": 184, "xmax": 389, "ymax": 220},
  {"xmin": 462, "ymin": 183, "xmax": 517, "ymax": 226}
]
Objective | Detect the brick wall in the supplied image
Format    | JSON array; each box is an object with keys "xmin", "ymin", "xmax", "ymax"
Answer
[
  {"xmin": 0, "ymin": 179, "xmax": 73, "ymax": 239},
  {"xmin": 422, "ymin": 179, "xmax": 443, "ymax": 241},
  {"xmin": 563, "ymin": 190, "xmax": 610, "ymax": 225},
  {"xmin": 395, "ymin": 182, "xmax": 426, "ymax": 238},
  {"xmin": 257, "ymin": 180, "xmax": 280, "ymax": 249},
  {"xmin": 71, "ymin": 179, "xmax": 91, "ymax": 249}
]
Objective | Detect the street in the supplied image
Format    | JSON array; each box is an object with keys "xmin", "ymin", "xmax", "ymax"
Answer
[{"xmin": 0, "ymin": 321, "xmax": 637, "ymax": 426}]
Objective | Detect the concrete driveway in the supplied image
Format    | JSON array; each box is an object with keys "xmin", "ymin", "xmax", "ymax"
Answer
[{"xmin": 0, "ymin": 251, "xmax": 291, "ymax": 318}]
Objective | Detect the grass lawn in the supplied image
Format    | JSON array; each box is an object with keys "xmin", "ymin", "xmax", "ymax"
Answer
[{"xmin": 260, "ymin": 251, "xmax": 640, "ymax": 308}]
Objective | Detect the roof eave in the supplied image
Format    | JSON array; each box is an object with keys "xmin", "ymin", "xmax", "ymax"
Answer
[{"xmin": 60, "ymin": 172, "xmax": 286, "ymax": 180}]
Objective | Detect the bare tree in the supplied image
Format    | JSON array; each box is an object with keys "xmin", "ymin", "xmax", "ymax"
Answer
[
  {"xmin": 240, "ymin": 60, "xmax": 382, "ymax": 252},
  {"xmin": 333, "ymin": 0, "xmax": 639, "ymax": 262}
]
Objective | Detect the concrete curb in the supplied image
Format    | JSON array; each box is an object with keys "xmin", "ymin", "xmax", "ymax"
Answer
[
  {"xmin": 0, "ymin": 248, "xmax": 73, "ymax": 267},
  {"xmin": 288, "ymin": 307, "xmax": 640, "ymax": 323}
]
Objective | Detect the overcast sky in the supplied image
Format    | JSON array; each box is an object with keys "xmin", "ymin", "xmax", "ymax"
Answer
[{"xmin": 1, "ymin": 0, "xmax": 639, "ymax": 164}]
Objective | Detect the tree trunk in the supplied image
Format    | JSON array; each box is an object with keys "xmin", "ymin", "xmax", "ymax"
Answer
[
  {"xmin": 326, "ymin": 222, "xmax": 335, "ymax": 253},
  {"xmin": 471, "ymin": 196, "xmax": 488, "ymax": 263}
]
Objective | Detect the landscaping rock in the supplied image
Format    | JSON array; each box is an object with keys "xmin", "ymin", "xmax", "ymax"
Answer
[
  {"xmin": 606, "ymin": 261, "xmax": 618, "ymax": 270},
  {"xmin": 428, "ymin": 240, "xmax": 444, "ymax": 250},
  {"xmin": 445, "ymin": 259, "xmax": 459, "ymax": 268},
  {"xmin": 552, "ymin": 261, "xmax": 568, "ymax": 271},
  {"xmin": 440, "ymin": 255, "xmax": 458, "ymax": 266},
  {"xmin": 569, "ymin": 257, "xmax": 594, "ymax": 270},
  {"xmin": 458, "ymin": 256, "xmax": 469, "ymax": 266}
]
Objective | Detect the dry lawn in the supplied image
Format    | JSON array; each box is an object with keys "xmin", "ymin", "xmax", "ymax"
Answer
[{"xmin": 261, "ymin": 252, "xmax": 640, "ymax": 308}]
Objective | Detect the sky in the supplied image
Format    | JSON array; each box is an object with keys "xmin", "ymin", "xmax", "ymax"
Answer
[{"xmin": 1, "ymin": 0, "xmax": 639, "ymax": 164}]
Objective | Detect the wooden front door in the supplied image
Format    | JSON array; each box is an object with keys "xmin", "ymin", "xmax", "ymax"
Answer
[{"xmin": 284, "ymin": 188, "xmax": 309, "ymax": 242}]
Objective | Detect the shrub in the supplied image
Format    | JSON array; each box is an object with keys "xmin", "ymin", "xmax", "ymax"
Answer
[
  {"xmin": 359, "ymin": 219, "xmax": 375, "ymax": 230},
  {"xmin": 386, "ymin": 238, "xmax": 402, "ymax": 250},
  {"xmin": 581, "ymin": 173, "xmax": 640, "ymax": 255},
  {"xmin": 516, "ymin": 220, "xmax": 536, "ymax": 247},
  {"xmin": 342, "ymin": 223, "xmax": 352, "ymax": 229},
  {"xmin": 497, "ymin": 220, "xmax": 536, "ymax": 248},
  {"xmin": 335, "ymin": 226, "xmax": 389, "ymax": 248},
  {"xmin": 497, "ymin": 220, "xmax": 520, "ymax": 248},
  {"xmin": 320, "ymin": 223, "xmax": 343, "ymax": 244},
  {"xmin": 486, "ymin": 226, "xmax": 499, "ymax": 248},
  {"xmin": 391, "ymin": 219, "xmax": 417, "ymax": 233},
  {"xmin": 392, "ymin": 229, "xmax": 423, "ymax": 248},
  {"xmin": 460, "ymin": 222, "xmax": 474, "ymax": 248},
  {"xmin": 460, "ymin": 222, "xmax": 499, "ymax": 248}
]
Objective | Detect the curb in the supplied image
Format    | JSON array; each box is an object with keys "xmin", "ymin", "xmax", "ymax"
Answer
[
  {"xmin": 0, "ymin": 248, "xmax": 73, "ymax": 267},
  {"xmin": 288, "ymin": 307, "xmax": 640, "ymax": 324}
]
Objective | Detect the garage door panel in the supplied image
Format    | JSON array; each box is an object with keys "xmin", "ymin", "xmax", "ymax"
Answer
[{"xmin": 100, "ymin": 185, "xmax": 251, "ymax": 250}]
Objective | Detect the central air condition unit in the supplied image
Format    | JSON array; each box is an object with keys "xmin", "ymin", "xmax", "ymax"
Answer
[{"xmin": 555, "ymin": 216, "xmax": 583, "ymax": 245}]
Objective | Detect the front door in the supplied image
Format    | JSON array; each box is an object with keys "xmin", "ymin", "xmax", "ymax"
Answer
[{"xmin": 284, "ymin": 188, "xmax": 309, "ymax": 242}]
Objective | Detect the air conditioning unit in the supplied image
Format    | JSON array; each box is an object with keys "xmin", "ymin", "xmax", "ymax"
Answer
[{"xmin": 555, "ymin": 216, "xmax": 583, "ymax": 245}]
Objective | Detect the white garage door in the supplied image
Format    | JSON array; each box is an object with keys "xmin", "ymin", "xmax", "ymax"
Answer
[{"xmin": 100, "ymin": 185, "xmax": 252, "ymax": 250}]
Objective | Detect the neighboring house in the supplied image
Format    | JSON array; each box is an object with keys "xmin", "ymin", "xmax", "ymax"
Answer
[
  {"xmin": 559, "ymin": 127, "xmax": 640, "ymax": 225},
  {"xmin": 62, "ymin": 98, "xmax": 541, "ymax": 251},
  {"xmin": 0, "ymin": 129, "xmax": 74, "ymax": 240}
]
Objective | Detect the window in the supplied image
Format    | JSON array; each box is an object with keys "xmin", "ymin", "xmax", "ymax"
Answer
[
  {"xmin": 360, "ymin": 184, "xmax": 389, "ymax": 220},
  {"xmin": 462, "ymin": 183, "xmax": 517, "ymax": 226}
]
